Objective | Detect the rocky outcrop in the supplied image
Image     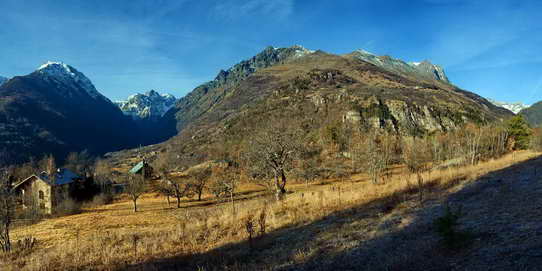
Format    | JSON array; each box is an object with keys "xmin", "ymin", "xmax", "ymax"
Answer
[{"xmin": 350, "ymin": 49, "xmax": 450, "ymax": 83}]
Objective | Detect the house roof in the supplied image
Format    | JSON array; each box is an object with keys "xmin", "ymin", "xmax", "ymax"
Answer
[
  {"xmin": 39, "ymin": 168, "xmax": 81, "ymax": 185},
  {"xmin": 13, "ymin": 168, "xmax": 81, "ymax": 189},
  {"xmin": 129, "ymin": 161, "xmax": 146, "ymax": 174}
]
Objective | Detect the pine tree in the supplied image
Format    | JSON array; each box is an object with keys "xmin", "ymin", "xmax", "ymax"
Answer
[{"xmin": 506, "ymin": 115, "xmax": 532, "ymax": 150}]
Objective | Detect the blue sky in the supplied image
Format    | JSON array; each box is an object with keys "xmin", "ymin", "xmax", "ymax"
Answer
[{"xmin": 0, "ymin": 0, "xmax": 541, "ymax": 104}]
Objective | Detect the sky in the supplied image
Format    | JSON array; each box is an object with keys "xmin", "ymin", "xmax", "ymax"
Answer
[{"xmin": 0, "ymin": 0, "xmax": 541, "ymax": 104}]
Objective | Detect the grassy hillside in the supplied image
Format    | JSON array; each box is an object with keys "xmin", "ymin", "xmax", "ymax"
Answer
[{"xmin": 3, "ymin": 151, "xmax": 540, "ymax": 270}]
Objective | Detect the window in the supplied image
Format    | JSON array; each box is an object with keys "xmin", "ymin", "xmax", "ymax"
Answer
[{"xmin": 38, "ymin": 190, "xmax": 44, "ymax": 200}]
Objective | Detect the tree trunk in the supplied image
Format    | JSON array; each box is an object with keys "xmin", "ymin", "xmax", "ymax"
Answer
[
  {"xmin": 1, "ymin": 223, "xmax": 11, "ymax": 252},
  {"xmin": 417, "ymin": 172, "xmax": 424, "ymax": 207},
  {"xmin": 133, "ymin": 199, "xmax": 138, "ymax": 212},
  {"xmin": 166, "ymin": 195, "xmax": 170, "ymax": 206},
  {"xmin": 176, "ymin": 195, "xmax": 181, "ymax": 208},
  {"xmin": 274, "ymin": 171, "xmax": 287, "ymax": 200},
  {"xmin": 230, "ymin": 190, "xmax": 236, "ymax": 217},
  {"xmin": 198, "ymin": 190, "xmax": 202, "ymax": 201}
]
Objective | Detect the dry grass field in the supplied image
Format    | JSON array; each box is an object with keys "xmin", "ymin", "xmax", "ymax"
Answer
[{"xmin": 2, "ymin": 151, "xmax": 541, "ymax": 270}]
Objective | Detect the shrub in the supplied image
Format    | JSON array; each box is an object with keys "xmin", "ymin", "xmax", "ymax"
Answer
[
  {"xmin": 433, "ymin": 204, "xmax": 472, "ymax": 249},
  {"xmin": 55, "ymin": 198, "xmax": 82, "ymax": 216},
  {"xmin": 91, "ymin": 192, "xmax": 114, "ymax": 206}
]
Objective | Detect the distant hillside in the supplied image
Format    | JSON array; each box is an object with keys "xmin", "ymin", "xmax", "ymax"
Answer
[
  {"xmin": 519, "ymin": 101, "xmax": 542, "ymax": 127},
  {"xmin": 0, "ymin": 62, "xmax": 139, "ymax": 165}
]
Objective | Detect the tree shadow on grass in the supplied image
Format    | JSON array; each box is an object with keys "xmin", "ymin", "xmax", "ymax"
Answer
[{"xmin": 121, "ymin": 155, "xmax": 542, "ymax": 271}]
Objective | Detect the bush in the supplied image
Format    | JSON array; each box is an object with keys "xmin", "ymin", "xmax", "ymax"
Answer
[
  {"xmin": 433, "ymin": 205, "xmax": 472, "ymax": 249},
  {"xmin": 55, "ymin": 198, "xmax": 82, "ymax": 216},
  {"xmin": 91, "ymin": 192, "xmax": 114, "ymax": 206}
]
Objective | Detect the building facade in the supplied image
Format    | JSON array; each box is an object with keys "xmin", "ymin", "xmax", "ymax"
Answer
[{"xmin": 13, "ymin": 169, "xmax": 81, "ymax": 214}]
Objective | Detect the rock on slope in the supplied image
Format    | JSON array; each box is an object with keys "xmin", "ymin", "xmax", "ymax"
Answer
[{"xmin": 0, "ymin": 62, "xmax": 139, "ymax": 165}]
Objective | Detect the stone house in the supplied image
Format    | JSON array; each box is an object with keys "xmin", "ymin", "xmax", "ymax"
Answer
[{"xmin": 13, "ymin": 168, "xmax": 81, "ymax": 214}]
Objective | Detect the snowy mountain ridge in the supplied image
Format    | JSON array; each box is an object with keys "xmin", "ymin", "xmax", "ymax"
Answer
[
  {"xmin": 115, "ymin": 90, "xmax": 176, "ymax": 120},
  {"xmin": 351, "ymin": 49, "xmax": 450, "ymax": 83},
  {"xmin": 488, "ymin": 99, "xmax": 530, "ymax": 114}
]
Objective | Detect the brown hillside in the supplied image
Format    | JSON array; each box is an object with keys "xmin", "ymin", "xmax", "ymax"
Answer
[{"xmin": 142, "ymin": 50, "xmax": 512, "ymax": 168}]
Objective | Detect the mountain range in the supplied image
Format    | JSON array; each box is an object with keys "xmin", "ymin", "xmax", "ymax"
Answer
[
  {"xmin": 152, "ymin": 45, "xmax": 512, "ymax": 167},
  {"xmin": 0, "ymin": 46, "xmax": 517, "ymax": 166}
]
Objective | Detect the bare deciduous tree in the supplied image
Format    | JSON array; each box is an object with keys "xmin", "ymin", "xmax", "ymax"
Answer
[
  {"xmin": 351, "ymin": 131, "xmax": 394, "ymax": 184},
  {"xmin": 210, "ymin": 166, "xmax": 239, "ymax": 216},
  {"xmin": 0, "ymin": 169, "xmax": 15, "ymax": 252},
  {"xmin": 163, "ymin": 176, "xmax": 194, "ymax": 208},
  {"xmin": 153, "ymin": 153, "xmax": 173, "ymax": 206},
  {"xmin": 125, "ymin": 175, "xmax": 146, "ymax": 212},
  {"xmin": 64, "ymin": 150, "xmax": 93, "ymax": 177},
  {"xmin": 244, "ymin": 122, "xmax": 304, "ymax": 200},
  {"xmin": 94, "ymin": 159, "xmax": 111, "ymax": 192},
  {"xmin": 402, "ymin": 137, "xmax": 432, "ymax": 206},
  {"xmin": 190, "ymin": 168, "xmax": 211, "ymax": 201}
]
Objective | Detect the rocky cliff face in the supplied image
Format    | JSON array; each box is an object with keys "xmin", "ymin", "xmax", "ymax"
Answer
[
  {"xmin": 115, "ymin": 90, "xmax": 176, "ymax": 121},
  {"xmin": 350, "ymin": 49, "xmax": 450, "ymax": 83}
]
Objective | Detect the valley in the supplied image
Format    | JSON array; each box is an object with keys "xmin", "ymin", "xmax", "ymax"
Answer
[
  {"xmin": 1, "ymin": 44, "xmax": 541, "ymax": 271},
  {"xmin": 2, "ymin": 151, "xmax": 540, "ymax": 270}
]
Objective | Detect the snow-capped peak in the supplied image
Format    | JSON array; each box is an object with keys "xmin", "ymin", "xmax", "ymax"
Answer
[
  {"xmin": 115, "ymin": 90, "xmax": 177, "ymax": 120},
  {"xmin": 488, "ymin": 99, "xmax": 530, "ymax": 114},
  {"xmin": 289, "ymin": 45, "xmax": 315, "ymax": 58},
  {"xmin": 35, "ymin": 61, "xmax": 105, "ymax": 100},
  {"xmin": 356, "ymin": 49, "xmax": 376, "ymax": 56},
  {"xmin": 38, "ymin": 61, "xmax": 71, "ymax": 72},
  {"xmin": 409, "ymin": 62, "xmax": 421, "ymax": 66}
]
